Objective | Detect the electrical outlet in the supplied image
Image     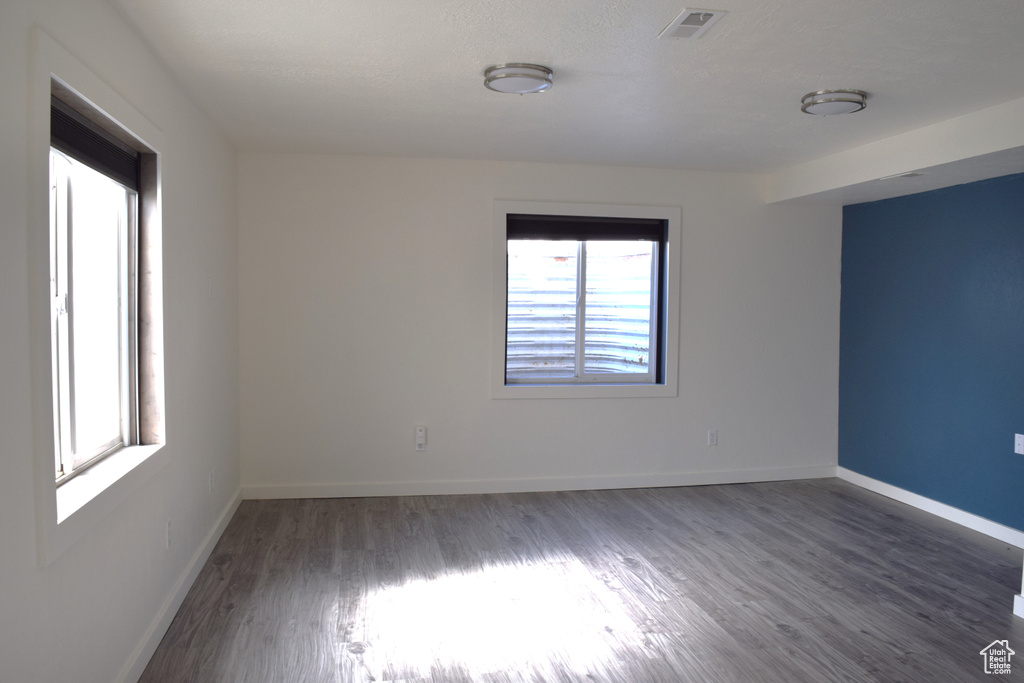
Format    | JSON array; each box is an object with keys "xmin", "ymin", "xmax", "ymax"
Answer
[
  {"xmin": 415, "ymin": 425, "xmax": 427, "ymax": 452},
  {"xmin": 707, "ymin": 430, "xmax": 718, "ymax": 447},
  {"xmin": 1015, "ymin": 434, "xmax": 1024, "ymax": 455}
]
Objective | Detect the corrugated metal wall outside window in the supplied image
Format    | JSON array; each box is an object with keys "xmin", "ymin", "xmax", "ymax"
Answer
[{"xmin": 506, "ymin": 240, "xmax": 654, "ymax": 382}]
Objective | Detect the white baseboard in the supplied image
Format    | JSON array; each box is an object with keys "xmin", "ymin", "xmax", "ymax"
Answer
[
  {"xmin": 837, "ymin": 467, "xmax": 1024, "ymax": 549},
  {"xmin": 116, "ymin": 488, "xmax": 243, "ymax": 683},
  {"xmin": 839, "ymin": 469, "xmax": 1024, "ymax": 620},
  {"xmin": 242, "ymin": 465, "xmax": 838, "ymax": 500}
]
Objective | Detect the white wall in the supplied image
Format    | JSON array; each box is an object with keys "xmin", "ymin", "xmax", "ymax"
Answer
[
  {"xmin": 240, "ymin": 154, "xmax": 842, "ymax": 497},
  {"xmin": 0, "ymin": 2, "xmax": 239, "ymax": 681}
]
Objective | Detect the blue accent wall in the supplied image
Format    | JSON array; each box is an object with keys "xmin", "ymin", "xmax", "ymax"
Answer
[{"xmin": 840, "ymin": 173, "xmax": 1024, "ymax": 531}]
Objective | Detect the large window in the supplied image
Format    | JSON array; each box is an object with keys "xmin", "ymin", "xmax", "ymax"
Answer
[
  {"xmin": 492, "ymin": 202, "xmax": 681, "ymax": 399},
  {"xmin": 32, "ymin": 36, "xmax": 167, "ymax": 562},
  {"xmin": 48, "ymin": 91, "xmax": 162, "ymax": 490}
]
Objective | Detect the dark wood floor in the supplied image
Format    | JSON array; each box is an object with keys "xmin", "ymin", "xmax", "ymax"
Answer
[{"xmin": 140, "ymin": 479, "xmax": 1024, "ymax": 682}]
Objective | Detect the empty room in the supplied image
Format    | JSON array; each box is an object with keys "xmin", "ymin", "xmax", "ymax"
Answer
[{"xmin": 3, "ymin": 0, "xmax": 1024, "ymax": 681}]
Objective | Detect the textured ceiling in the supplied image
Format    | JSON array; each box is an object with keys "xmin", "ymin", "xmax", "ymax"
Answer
[{"xmin": 113, "ymin": 0, "xmax": 1024, "ymax": 176}]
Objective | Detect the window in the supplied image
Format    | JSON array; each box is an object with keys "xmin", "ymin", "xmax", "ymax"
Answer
[
  {"xmin": 50, "ymin": 147, "xmax": 135, "ymax": 481},
  {"xmin": 48, "ymin": 90, "xmax": 163, "ymax": 490},
  {"xmin": 506, "ymin": 215, "xmax": 664, "ymax": 384},
  {"xmin": 492, "ymin": 201, "xmax": 681, "ymax": 399},
  {"xmin": 32, "ymin": 35, "xmax": 168, "ymax": 561}
]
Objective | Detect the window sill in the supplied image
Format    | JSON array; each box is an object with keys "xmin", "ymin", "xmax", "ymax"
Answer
[
  {"xmin": 57, "ymin": 444, "xmax": 164, "ymax": 523},
  {"xmin": 492, "ymin": 382, "xmax": 677, "ymax": 400}
]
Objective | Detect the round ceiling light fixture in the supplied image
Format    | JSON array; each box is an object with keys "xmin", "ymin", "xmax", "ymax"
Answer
[
  {"xmin": 484, "ymin": 63, "xmax": 553, "ymax": 94},
  {"xmin": 801, "ymin": 89, "xmax": 868, "ymax": 116}
]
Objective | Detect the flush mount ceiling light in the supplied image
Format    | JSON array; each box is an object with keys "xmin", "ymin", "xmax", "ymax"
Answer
[
  {"xmin": 801, "ymin": 89, "xmax": 868, "ymax": 116},
  {"xmin": 484, "ymin": 64, "xmax": 553, "ymax": 94}
]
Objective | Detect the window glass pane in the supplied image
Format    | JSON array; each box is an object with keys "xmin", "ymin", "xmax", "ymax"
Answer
[
  {"xmin": 67, "ymin": 157, "xmax": 126, "ymax": 462},
  {"xmin": 506, "ymin": 240, "xmax": 578, "ymax": 380},
  {"xmin": 584, "ymin": 241, "xmax": 653, "ymax": 374}
]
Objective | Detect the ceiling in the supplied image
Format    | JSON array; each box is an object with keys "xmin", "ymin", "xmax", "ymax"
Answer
[{"xmin": 113, "ymin": 0, "xmax": 1024, "ymax": 202}]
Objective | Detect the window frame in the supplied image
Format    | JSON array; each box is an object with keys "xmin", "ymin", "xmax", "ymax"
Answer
[
  {"xmin": 49, "ymin": 145, "xmax": 139, "ymax": 484},
  {"xmin": 492, "ymin": 201, "xmax": 681, "ymax": 399}
]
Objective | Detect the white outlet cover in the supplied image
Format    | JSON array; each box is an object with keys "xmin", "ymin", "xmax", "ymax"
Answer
[{"xmin": 1015, "ymin": 433, "xmax": 1024, "ymax": 455}]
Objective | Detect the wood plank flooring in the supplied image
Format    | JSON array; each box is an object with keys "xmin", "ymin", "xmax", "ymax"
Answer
[{"xmin": 139, "ymin": 479, "xmax": 1024, "ymax": 682}]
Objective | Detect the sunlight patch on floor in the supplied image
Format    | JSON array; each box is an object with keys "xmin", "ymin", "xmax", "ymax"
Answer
[{"xmin": 361, "ymin": 558, "xmax": 642, "ymax": 678}]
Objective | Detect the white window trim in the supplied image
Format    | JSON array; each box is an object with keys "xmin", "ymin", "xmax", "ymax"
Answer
[
  {"xmin": 492, "ymin": 200, "xmax": 681, "ymax": 399},
  {"xmin": 29, "ymin": 29, "xmax": 167, "ymax": 565}
]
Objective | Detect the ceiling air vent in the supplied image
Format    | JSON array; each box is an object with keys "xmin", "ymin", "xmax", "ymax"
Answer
[{"xmin": 659, "ymin": 8, "xmax": 727, "ymax": 40}]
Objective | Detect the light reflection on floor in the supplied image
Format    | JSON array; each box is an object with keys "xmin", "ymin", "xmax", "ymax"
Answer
[{"xmin": 358, "ymin": 558, "xmax": 643, "ymax": 679}]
